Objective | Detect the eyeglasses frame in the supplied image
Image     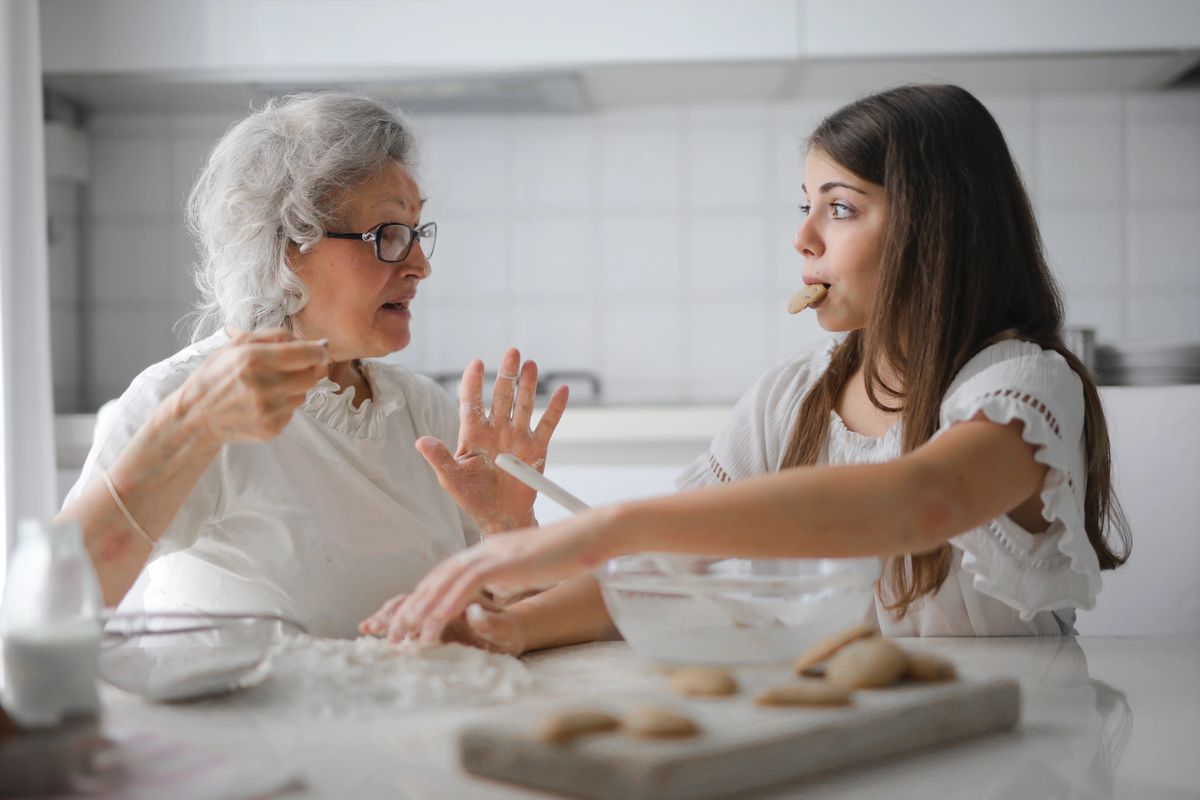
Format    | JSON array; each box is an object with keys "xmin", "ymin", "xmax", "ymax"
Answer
[{"xmin": 324, "ymin": 221, "xmax": 437, "ymax": 263}]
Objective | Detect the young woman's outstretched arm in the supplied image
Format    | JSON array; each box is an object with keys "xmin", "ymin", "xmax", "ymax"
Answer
[{"xmin": 373, "ymin": 415, "xmax": 1047, "ymax": 643}]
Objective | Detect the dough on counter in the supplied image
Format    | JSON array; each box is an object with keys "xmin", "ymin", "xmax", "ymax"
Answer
[
  {"xmin": 535, "ymin": 709, "xmax": 620, "ymax": 744},
  {"xmin": 622, "ymin": 706, "xmax": 701, "ymax": 739},
  {"xmin": 667, "ymin": 666, "xmax": 739, "ymax": 698},
  {"xmin": 792, "ymin": 624, "xmax": 877, "ymax": 675},
  {"xmin": 825, "ymin": 638, "xmax": 909, "ymax": 689},
  {"xmin": 755, "ymin": 680, "xmax": 853, "ymax": 707}
]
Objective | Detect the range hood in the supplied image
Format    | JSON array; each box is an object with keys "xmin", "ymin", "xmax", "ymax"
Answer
[
  {"xmin": 39, "ymin": 0, "xmax": 1200, "ymax": 113},
  {"xmin": 43, "ymin": 50, "xmax": 1200, "ymax": 115}
]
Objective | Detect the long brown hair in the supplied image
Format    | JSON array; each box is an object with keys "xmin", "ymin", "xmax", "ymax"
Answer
[{"xmin": 781, "ymin": 85, "xmax": 1130, "ymax": 618}]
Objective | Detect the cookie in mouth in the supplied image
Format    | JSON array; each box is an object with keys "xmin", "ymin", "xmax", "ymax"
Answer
[{"xmin": 787, "ymin": 283, "xmax": 829, "ymax": 314}]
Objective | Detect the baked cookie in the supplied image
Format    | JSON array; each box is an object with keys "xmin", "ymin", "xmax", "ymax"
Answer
[
  {"xmin": 825, "ymin": 637, "xmax": 909, "ymax": 689},
  {"xmin": 904, "ymin": 651, "xmax": 957, "ymax": 683},
  {"xmin": 792, "ymin": 624, "xmax": 877, "ymax": 675},
  {"xmin": 667, "ymin": 666, "xmax": 739, "ymax": 698},
  {"xmin": 787, "ymin": 283, "xmax": 829, "ymax": 314},
  {"xmin": 622, "ymin": 706, "xmax": 701, "ymax": 739},
  {"xmin": 536, "ymin": 709, "xmax": 620, "ymax": 744},
  {"xmin": 755, "ymin": 680, "xmax": 853, "ymax": 707}
]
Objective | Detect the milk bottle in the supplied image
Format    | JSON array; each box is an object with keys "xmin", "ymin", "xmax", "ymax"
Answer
[{"xmin": 0, "ymin": 519, "xmax": 102, "ymax": 728}]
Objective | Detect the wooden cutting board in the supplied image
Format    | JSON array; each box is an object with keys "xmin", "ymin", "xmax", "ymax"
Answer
[{"xmin": 459, "ymin": 677, "xmax": 1019, "ymax": 800}]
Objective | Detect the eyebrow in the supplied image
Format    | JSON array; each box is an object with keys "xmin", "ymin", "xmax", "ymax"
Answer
[
  {"xmin": 800, "ymin": 181, "xmax": 868, "ymax": 196},
  {"xmin": 373, "ymin": 196, "xmax": 428, "ymax": 210}
]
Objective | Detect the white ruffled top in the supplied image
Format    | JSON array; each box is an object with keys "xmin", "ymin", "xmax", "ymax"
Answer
[
  {"xmin": 65, "ymin": 330, "xmax": 479, "ymax": 638},
  {"xmin": 676, "ymin": 337, "xmax": 1099, "ymax": 636}
]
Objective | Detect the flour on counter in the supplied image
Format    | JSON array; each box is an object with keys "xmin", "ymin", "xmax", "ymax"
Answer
[{"xmin": 269, "ymin": 635, "xmax": 533, "ymax": 716}]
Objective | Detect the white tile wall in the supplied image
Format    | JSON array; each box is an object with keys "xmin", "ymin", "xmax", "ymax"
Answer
[
  {"xmin": 1127, "ymin": 121, "xmax": 1200, "ymax": 204},
  {"xmin": 510, "ymin": 301, "xmax": 601, "ymax": 373},
  {"xmin": 68, "ymin": 90, "xmax": 1200, "ymax": 410},
  {"xmin": 510, "ymin": 116, "xmax": 595, "ymax": 212},
  {"xmin": 683, "ymin": 212, "xmax": 770, "ymax": 300},
  {"xmin": 1126, "ymin": 209, "xmax": 1200, "ymax": 289},
  {"xmin": 601, "ymin": 302, "xmax": 684, "ymax": 402},
  {"xmin": 683, "ymin": 299, "xmax": 771, "ymax": 402},
  {"xmin": 598, "ymin": 212, "xmax": 683, "ymax": 299},
  {"xmin": 683, "ymin": 108, "xmax": 770, "ymax": 209},
  {"xmin": 1039, "ymin": 208, "xmax": 1124, "ymax": 292},
  {"xmin": 1127, "ymin": 291, "xmax": 1200, "ymax": 342},
  {"xmin": 509, "ymin": 214, "xmax": 595, "ymax": 299},
  {"xmin": 599, "ymin": 114, "xmax": 682, "ymax": 210}
]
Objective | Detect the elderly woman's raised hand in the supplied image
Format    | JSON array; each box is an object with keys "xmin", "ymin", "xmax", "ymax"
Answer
[
  {"xmin": 175, "ymin": 327, "xmax": 331, "ymax": 445},
  {"xmin": 416, "ymin": 347, "xmax": 568, "ymax": 534}
]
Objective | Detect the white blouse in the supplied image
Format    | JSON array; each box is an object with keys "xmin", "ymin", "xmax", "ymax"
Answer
[
  {"xmin": 65, "ymin": 331, "xmax": 479, "ymax": 638},
  {"xmin": 676, "ymin": 337, "xmax": 1101, "ymax": 636}
]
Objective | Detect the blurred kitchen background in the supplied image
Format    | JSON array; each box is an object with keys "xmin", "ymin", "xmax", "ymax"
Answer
[
  {"xmin": 5, "ymin": 0, "xmax": 1200, "ymax": 633},
  {"xmin": 38, "ymin": 0, "xmax": 1200, "ymax": 412}
]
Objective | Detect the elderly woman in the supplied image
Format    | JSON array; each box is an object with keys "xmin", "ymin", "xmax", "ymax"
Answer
[{"xmin": 58, "ymin": 93, "xmax": 567, "ymax": 638}]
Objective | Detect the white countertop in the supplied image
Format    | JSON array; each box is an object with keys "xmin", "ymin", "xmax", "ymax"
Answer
[
  {"xmin": 95, "ymin": 635, "xmax": 1199, "ymax": 799},
  {"xmin": 54, "ymin": 383, "xmax": 1200, "ymax": 464}
]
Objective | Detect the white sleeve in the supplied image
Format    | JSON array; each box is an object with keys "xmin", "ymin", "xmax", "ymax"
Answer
[
  {"xmin": 64, "ymin": 355, "xmax": 220, "ymax": 555},
  {"xmin": 675, "ymin": 342, "xmax": 833, "ymax": 492},
  {"xmin": 938, "ymin": 340, "xmax": 1101, "ymax": 619}
]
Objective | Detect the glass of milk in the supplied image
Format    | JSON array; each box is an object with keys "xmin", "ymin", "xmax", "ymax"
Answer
[{"xmin": 0, "ymin": 518, "xmax": 103, "ymax": 728}]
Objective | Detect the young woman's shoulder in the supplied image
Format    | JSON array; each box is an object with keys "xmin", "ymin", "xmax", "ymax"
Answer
[
  {"xmin": 675, "ymin": 337, "xmax": 841, "ymax": 490},
  {"xmin": 941, "ymin": 337, "xmax": 1086, "ymax": 441},
  {"xmin": 937, "ymin": 338, "xmax": 1101, "ymax": 624}
]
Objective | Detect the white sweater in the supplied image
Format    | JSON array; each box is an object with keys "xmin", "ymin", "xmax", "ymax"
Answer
[{"xmin": 676, "ymin": 338, "xmax": 1101, "ymax": 636}]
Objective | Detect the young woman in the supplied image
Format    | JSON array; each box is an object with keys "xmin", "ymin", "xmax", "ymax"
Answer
[{"xmin": 363, "ymin": 84, "xmax": 1131, "ymax": 648}]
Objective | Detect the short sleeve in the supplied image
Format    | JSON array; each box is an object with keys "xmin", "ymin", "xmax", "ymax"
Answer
[
  {"xmin": 64, "ymin": 342, "xmax": 221, "ymax": 555},
  {"xmin": 675, "ymin": 340, "xmax": 836, "ymax": 491},
  {"xmin": 937, "ymin": 339, "xmax": 1101, "ymax": 618}
]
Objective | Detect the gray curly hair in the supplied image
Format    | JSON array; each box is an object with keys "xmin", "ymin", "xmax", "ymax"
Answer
[{"xmin": 185, "ymin": 92, "xmax": 417, "ymax": 340}]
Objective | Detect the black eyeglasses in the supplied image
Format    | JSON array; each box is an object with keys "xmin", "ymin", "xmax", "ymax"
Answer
[{"xmin": 325, "ymin": 221, "xmax": 437, "ymax": 263}]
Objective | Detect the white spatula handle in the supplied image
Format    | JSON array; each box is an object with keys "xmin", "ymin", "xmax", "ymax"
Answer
[{"xmin": 495, "ymin": 453, "xmax": 591, "ymax": 515}]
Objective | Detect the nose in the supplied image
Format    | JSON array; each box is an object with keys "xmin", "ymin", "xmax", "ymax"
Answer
[
  {"xmin": 794, "ymin": 215, "xmax": 822, "ymax": 258},
  {"xmin": 401, "ymin": 242, "xmax": 431, "ymax": 280}
]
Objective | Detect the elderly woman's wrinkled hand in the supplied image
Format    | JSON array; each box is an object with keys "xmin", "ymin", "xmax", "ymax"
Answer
[
  {"xmin": 359, "ymin": 592, "xmax": 526, "ymax": 656},
  {"xmin": 363, "ymin": 512, "xmax": 617, "ymax": 645},
  {"xmin": 416, "ymin": 347, "xmax": 568, "ymax": 534},
  {"xmin": 174, "ymin": 327, "xmax": 331, "ymax": 446}
]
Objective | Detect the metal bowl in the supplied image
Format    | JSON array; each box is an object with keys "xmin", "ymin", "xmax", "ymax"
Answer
[
  {"xmin": 99, "ymin": 612, "xmax": 304, "ymax": 702},
  {"xmin": 597, "ymin": 554, "xmax": 880, "ymax": 665}
]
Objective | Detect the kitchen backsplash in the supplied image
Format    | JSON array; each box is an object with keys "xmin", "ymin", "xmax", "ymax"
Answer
[{"xmin": 49, "ymin": 90, "xmax": 1200, "ymax": 412}]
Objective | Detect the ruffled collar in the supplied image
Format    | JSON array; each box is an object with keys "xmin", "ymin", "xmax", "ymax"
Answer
[
  {"xmin": 302, "ymin": 361, "xmax": 403, "ymax": 440},
  {"xmin": 826, "ymin": 410, "xmax": 901, "ymax": 467}
]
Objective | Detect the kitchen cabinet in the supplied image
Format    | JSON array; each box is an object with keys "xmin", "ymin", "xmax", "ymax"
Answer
[
  {"xmin": 804, "ymin": 0, "xmax": 1200, "ymax": 58},
  {"xmin": 39, "ymin": 0, "xmax": 1200, "ymax": 102},
  {"xmin": 39, "ymin": 0, "xmax": 802, "ymax": 76}
]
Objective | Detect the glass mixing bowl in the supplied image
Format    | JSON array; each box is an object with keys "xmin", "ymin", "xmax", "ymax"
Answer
[
  {"xmin": 597, "ymin": 554, "xmax": 881, "ymax": 665},
  {"xmin": 99, "ymin": 612, "xmax": 305, "ymax": 701}
]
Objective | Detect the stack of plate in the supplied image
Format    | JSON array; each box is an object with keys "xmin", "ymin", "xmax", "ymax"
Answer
[{"xmin": 1094, "ymin": 342, "xmax": 1200, "ymax": 386}]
